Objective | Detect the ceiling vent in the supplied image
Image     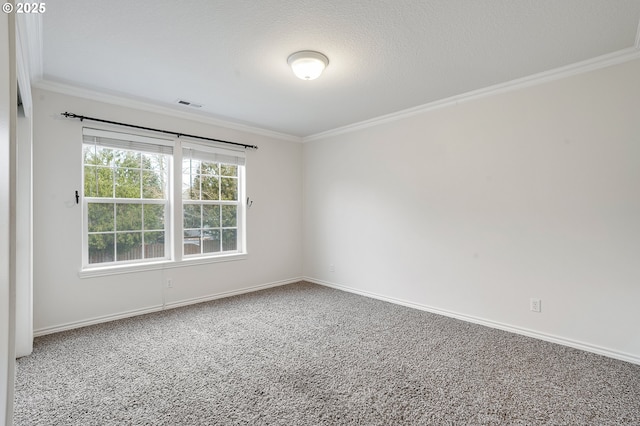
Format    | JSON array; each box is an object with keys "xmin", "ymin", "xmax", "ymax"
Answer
[{"xmin": 176, "ymin": 99, "xmax": 202, "ymax": 108}]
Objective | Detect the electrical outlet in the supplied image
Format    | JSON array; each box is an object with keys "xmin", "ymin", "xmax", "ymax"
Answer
[
  {"xmin": 329, "ymin": 264, "xmax": 335, "ymax": 272},
  {"xmin": 530, "ymin": 298, "xmax": 541, "ymax": 313},
  {"xmin": 166, "ymin": 278, "xmax": 173, "ymax": 288}
]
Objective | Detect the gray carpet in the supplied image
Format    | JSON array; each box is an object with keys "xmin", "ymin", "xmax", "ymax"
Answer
[{"xmin": 14, "ymin": 282, "xmax": 640, "ymax": 425}]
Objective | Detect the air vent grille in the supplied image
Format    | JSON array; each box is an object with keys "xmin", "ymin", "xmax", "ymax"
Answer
[{"xmin": 176, "ymin": 100, "xmax": 202, "ymax": 108}]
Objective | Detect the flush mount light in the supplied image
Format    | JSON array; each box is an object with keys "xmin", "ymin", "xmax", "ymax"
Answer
[{"xmin": 287, "ymin": 51, "xmax": 329, "ymax": 80}]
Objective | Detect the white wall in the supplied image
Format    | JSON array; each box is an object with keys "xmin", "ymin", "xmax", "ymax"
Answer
[
  {"xmin": 32, "ymin": 89, "xmax": 303, "ymax": 334},
  {"xmin": 303, "ymin": 59, "xmax": 640, "ymax": 363}
]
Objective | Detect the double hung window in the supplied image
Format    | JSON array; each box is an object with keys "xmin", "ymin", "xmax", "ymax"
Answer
[
  {"xmin": 82, "ymin": 128, "xmax": 246, "ymax": 270},
  {"xmin": 83, "ymin": 129, "xmax": 172, "ymax": 266},
  {"xmin": 181, "ymin": 143, "xmax": 245, "ymax": 257}
]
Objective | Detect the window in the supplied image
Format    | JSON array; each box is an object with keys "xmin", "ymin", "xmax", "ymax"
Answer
[
  {"xmin": 82, "ymin": 128, "xmax": 246, "ymax": 270},
  {"xmin": 82, "ymin": 129, "xmax": 172, "ymax": 267},
  {"xmin": 182, "ymin": 144, "xmax": 245, "ymax": 256}
]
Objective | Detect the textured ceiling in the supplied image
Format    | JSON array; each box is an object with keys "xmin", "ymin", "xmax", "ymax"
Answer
[{"xmin": 41, "ymin": 0, "xmax": 640, "ymax": 137}]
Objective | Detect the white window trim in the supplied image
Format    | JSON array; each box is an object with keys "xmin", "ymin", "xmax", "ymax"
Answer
[
  {"xmin": 179, "ymin": 141, "xmax": 246, "ymax": 259},
  {"xmin": 80, "ymin": 128, "xmax": 248, "ymax": 277}
]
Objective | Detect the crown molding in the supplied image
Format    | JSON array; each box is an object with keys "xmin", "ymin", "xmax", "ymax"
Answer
[
  {"xmin": 304, "ymin": 46, "xmax": 640, "ymax": 143},
  {"xmin": 32, "ymin": 79, "xmax": 303, "ymax": 143}
]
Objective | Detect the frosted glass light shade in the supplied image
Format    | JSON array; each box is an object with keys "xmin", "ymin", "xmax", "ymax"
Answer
[{"xmin": 287, "ymin": 51, "xmax": 329, "ymax": 80}]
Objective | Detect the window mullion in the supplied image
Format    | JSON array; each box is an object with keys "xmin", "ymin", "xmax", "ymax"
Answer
[
  {"xmin": 141, "ymin": 201, "xmax": 145, "ymax": 260},
  {"xmin": 173, "ymin": 142, "xmax": 183, "ymax": 262},
  {"xmin": 112, "ymin": 201, "xmax": 117, "ymax": 262}
]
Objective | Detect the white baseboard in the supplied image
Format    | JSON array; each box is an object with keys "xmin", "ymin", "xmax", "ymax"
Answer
[
  {"xmin": 33, "ymin": 305, "xmax": 164, "ymax": 337},
  {"xmin": 33, "ymin": 277, "xmax": 303, "ymax": 337},
  {"xmin": 303, "ymin": 276, "xmax": 640, "ymax": 366},
  {"xmin": 162, "ymin": 277, "xmax": 301, "ymax": 310}
]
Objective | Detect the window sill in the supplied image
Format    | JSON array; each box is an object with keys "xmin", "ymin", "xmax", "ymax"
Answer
[{"xmin": 79, "ymin": 253, "xmax": 248, "ymax": 278}]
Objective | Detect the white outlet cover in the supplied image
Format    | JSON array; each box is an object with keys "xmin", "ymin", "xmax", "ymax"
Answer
[{"xmin": 530, "ymin": 298, "xmax": 541, "ymax": 312}]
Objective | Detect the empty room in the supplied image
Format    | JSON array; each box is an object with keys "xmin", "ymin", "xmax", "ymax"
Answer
[{"xmin": 1, "ymin": 0, "xmax": 640, "ymax": 424}]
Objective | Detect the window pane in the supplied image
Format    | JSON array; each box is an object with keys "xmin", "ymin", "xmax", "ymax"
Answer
[
  {"xmin": 203, "ymin": 205, "xmax": 220, "ymax": 228},
  {"xmin": 200, "ymin": 175, "xmax": 220, "ymax": 200},
  {"xmin": 83, "ymin": 145, "xmax": 96, "ymax": 165},
  {"xmin": 181, "ymin": 159, "xmax": 191, "ymax": 174},
  {"xmin": 95, "ymin": 147, "xmax": 114, "ymax": 166},
  {"xmin": 183, "ymin": 158, "xmax": 201, "ymax": 178},
  {"xmin": 203, "ymin": 229, "xmax": 221, "ymax": 253},
  {"xmin": 143, "ymin": 204, "xmax": 165, "ymax": 230},
  {"xmin": 184, "ymin": 230, "xmax": 201, "ymax": 255},
  {"xmin": 116, "ymin": 203, "xmax": 142, "ymax": 231},
  {"xmin": 142, "ymin": 153, "xmax": 166, "ymax": 171},
  {"xmin": 84, "ymin": 166, "xmax": 114, "ymax": 198},
  {"xmin": 84, "ymin": 145, "xmax": 114, "ymax": 167},
  {"xmin": 144, "ymin": 232, "xmax": 165, "ymax": 259},
  {"xmin": 222, "ymin": 229, "xmax": 237, "ymax": 251},
  {"xmin": 142, "ymin": 170, "xmax": 165, "ymax": 199},
  {"xmin": 114, "ymin": 150, "xmax": 141, "ymax": 168},
  {"xmin": 88, "ymin": 234, "xmax": 114, "ymax": 264},
  {"xmin": 220, "ymin": 164, "xmax": 237, "ymax": 177},
  {"xmin": 190, "ymin": 159, "xmax": 202, "ymax": 174},
  {"xmin": 221, "ymin": 177, "xmax": 237, "ymax": 200},
  {"xmin": 116, "ymin": 232, "xmax": 143, "ymax": 261},
  {"xmin": 182, "ymin": 172, "xmax": 199, "ymax": 200},
  {"xmin": 201, "ymin": 162, "xmax": 219, "ymax": 176},
  {"xmin": 88, "ymin": 203, "xmax": 114, "ymax": 232},
  {"xmin": 84, "ymin": 166, "xmax": 98, "ymax": 197},
  {"xmin": 115, "ymin": 168, "xmax": 141, "ymax": 198},
  {"xmin": 183, "ymin": 204, "xmax": 201, "ymax": 229},
  {"xmin": 97, "ymin": 167, "xmax": 114, "ymax": 197},
  {"xmin": 221, "ymin": 205, "xmax": 237, "ymax": 227}
]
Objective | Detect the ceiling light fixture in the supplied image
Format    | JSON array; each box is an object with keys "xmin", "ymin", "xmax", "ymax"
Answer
[{"xmin": 287, "ymin": 51, "xmax": 329, "ymax": 81}]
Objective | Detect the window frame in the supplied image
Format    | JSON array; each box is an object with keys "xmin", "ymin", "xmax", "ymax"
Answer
[
  {"xmin": 180, "ymin": 142, "xmax": 246, "ymax": 259},
  {"xmin": 80, "ymin": 128, "xmax": 248, "ymax": 276}
]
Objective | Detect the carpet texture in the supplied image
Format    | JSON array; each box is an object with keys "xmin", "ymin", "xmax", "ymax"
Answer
[{"xmin": 14, "ymin": 282, "xmax": 640, "ymax": 425}]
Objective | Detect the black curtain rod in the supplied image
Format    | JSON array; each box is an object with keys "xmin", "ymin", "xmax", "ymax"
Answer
[{"xmin": 60, "ymin": 112, "xmax": 259, "ymax": 150}]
